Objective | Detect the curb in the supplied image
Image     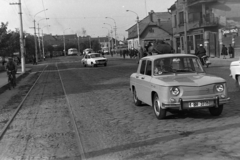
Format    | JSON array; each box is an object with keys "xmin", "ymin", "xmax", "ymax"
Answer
[{"xmin": 0, "ymin": 69, "xmax": 32, "ymax": 94}]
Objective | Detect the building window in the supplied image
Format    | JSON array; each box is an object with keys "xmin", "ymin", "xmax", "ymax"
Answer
[
  {"xmin": 195, "ymin": 34, "xmax": 203, "ymax": 50},
  {"xmin": 179, "ymin": 11, "xmax": 184, "ymax": 26},
  {"xmin": 174, "ymin": 14, "xmax": 177, "ymax": 28},
  {"xmin": 149, "ymin": 28, "xmax": 154, "ymax": 33},
  {"xmin": 187, "ymin": 35, "xmax": 194, "ymax": 51}
]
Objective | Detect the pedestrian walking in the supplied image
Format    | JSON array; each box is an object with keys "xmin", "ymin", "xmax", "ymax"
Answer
[
  {"xmin": 228, "ymin": 44, "xmax": 234, "ymax": 58},
  {"xmin": 221, "ymin": 44, "xmax": 228, "ymax": 59}
]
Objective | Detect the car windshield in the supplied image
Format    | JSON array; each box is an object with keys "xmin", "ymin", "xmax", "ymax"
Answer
[
  {"xmin": 153, "ymin": 57, "xmax": 204, "ymax": 76},
  {"xmin": 90, "ymin": 54, "xmax": 101, "ymax": 58}
]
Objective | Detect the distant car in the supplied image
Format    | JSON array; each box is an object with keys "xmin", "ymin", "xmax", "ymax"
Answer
[
  {"xmin": 81, "ymin": 53, "xmax": 107, "ymax": 67},
  {"xmin": 230, "ymin": 59, "xmax": 240, "ymax": 86},
  {"xmin": 130, "ymin": 54, "xmax": 230, "ymax": 119},
  {"xmin": 68, "ymin": 48, "xmax": 78, "ymax": 56},
  {"xmin": 83, "ymin": 48, "xmax": 93, "ymax": 55}
]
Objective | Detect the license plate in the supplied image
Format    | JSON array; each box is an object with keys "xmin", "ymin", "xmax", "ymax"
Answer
[{"xmin": 189, "ymin": 101, "xmax": 210, "ymax": 108}]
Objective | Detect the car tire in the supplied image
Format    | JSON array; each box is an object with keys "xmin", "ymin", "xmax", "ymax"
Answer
[
  {"xmin": 104, "ymin": 63, "xmax": 107, "ymax": 66},
  {"xmin": 209, "ymin": 105, "xmax": 223, "ymax": 116},
  {"xmin": 237, "ymin": 75, "xmax": 240, "ymax": 87},
  {"xmin": 83, "ymin": 63, "xmax": 86, "ymax": 67},
  {"xmin": 153, "ymin": 93, "xmax": 166, "ymax": 119},
  {"xmin": 132, "ymin": 87, "xmax": 141, "ymax": 106}
]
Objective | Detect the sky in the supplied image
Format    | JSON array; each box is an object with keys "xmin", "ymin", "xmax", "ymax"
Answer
[{"xmin": 0, "ymin": 0, "xmax": 176, "ymax": 40}]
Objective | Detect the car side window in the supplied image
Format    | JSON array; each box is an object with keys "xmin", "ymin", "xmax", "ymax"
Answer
[
  {"xmin": 140, "ymin": 60, "xmax": 146, "ymax": 75},
  {"xmin": 145, "ymin": 60, "xmax": 152, "ymax": 76}
]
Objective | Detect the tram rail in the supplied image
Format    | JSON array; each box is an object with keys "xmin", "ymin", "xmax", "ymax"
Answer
[{"xmin": 0, "ymin": 63, "xmax": 86, "ymax": 159}]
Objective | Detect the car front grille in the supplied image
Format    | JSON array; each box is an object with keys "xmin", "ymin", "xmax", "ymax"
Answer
[{"xmin": 182, "ymin": 85, "xmax": 214, "ymax": 96}]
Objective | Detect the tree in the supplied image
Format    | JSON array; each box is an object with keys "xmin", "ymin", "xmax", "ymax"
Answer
[
  {"xmin": 0, "ymin": 22, "xmax": 9, "ymax": 56},
  {"xmin": 82, "ymin": 28, "xmax": 86, "ymax": 37}
]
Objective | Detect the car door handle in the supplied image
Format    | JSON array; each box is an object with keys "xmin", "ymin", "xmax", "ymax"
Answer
[
  {"xmin": 136, "ymin": 76, "xmax": 139, "ymax": 78},
  {"xmin": 141, "ymin": 77, "xmax": 145, "ymax": 79}
]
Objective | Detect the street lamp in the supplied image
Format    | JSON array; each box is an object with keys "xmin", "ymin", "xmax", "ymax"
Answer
[
  {"xmin": 63, "ymin": 28, "xmax": 70, "ymax": 56},
  {"xmin": 42, "ymin": 25, "xmax": 50, "ymax": 60},
  {"xmin": 103, "ymin": 23, "xmax": 113, "ymax": 53},
  {"xmin": 37, "ymin": 18, "xmax": 49, "ymax": 60},
  {"xmin": 105, "ymin": 17, "xmax": 117, "ymax": 52},
  {"xmin": 102, "ymin": 27, "xmax": 111, "ymax": 53},
  {"xmin": 33, "ymin": 9, "xmax": 48, "ymax": 63},
  {"xmin": 126, "ymin": 9, "xmax": 141, "ymax": 59}
]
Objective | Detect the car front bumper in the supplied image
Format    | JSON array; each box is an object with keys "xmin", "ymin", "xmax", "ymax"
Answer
[{"xmin": 162, "ymin": 96, "xmax": 230, "ymax": 110}]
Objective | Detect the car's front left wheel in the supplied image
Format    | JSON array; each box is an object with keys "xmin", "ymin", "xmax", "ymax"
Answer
[
  {"xmin": 153, "ymin": 93, "xmax": 166, "ymax": 119},
  {"xmin": 209, "ymin": 105, "xmax": 223, "ymax": 116},
  {"xmin": 237, "ymin": 75, "xmax": 240, "ymax": 87},
  {"xmin": 132, "ymin": 87, "xmax": 141, "ymax": 106}
]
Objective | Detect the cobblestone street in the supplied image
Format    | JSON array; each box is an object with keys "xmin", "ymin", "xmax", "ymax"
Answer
[{"xmin": 0, "ymin": 55, "xmax": 239, "ymax": 160}]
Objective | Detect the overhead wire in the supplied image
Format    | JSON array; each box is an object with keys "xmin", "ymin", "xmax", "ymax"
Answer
[{"xmin": 41, "ymin": 0, "xmax": 49, "ymax": 33}]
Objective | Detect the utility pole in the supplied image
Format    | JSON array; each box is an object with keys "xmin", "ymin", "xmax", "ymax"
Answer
[
  {"xmin": 10, "ymin": 0, "xmax": 25, "ymax": 73},
  {"xmin": 37, "ymin": 24, "xmax": 42, "ymax": 60},
  {"xmin": 41, "ymin": 30, "xmax": 45, "ymax": 60},
  {"xmin": 183, "ymin": 0, "xmax": 188, "ymax": 54},
  {"xmin": 33, "ymin": 20, "xmax": 38, "ymax": 62}
]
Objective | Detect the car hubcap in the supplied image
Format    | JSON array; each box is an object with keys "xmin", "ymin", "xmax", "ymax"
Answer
[{"xmin": 154, "ymin": 97, "xmax": 160, "ymax": 115}]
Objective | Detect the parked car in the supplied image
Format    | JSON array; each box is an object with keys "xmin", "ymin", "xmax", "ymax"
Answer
[
  {"xmin": 81, "ymin": 53, "xmax": 107, "ymax": 67},
  {"xmin": 68, "ymin": 48, "xmax": 78, "ymax": 56},
  {"xmin": 230, "ymin": 59, "xmax": 240, "ymax": 86},
  {"xmin": 130, "ymin": 54, "xmax": 230, "ymax": 119}
]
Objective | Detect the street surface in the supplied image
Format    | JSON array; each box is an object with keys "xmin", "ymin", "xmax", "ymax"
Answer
[{"xmin": 0, "ymin": 55, "xmax": 239, "ymax": 160}]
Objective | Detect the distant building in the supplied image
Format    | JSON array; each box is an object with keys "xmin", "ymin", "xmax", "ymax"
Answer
[
  {"xmin": 43, "ymin": 34, "xmax": 78, "ymax": 48},
  {"xmin": 126, "ymin": 10, "xmax": 172, "ymax": 50},
  {"xmin": 169, "ymin": 0, "xmax": 240, "ymax": 57}
]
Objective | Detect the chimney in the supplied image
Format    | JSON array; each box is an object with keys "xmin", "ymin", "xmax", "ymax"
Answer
[
  {"xmin": 148, "ymin": 10, "xmax": 154, "ymax": 22},
  {"xmin": 158, "ymin": 19, "xmax": 161, "ymax": 26}
]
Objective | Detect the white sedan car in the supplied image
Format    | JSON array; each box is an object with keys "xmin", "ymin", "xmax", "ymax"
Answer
[
  {"xmin": 230, "ymin": 59, "xmax": 240, "ymax": 86},
  {"xmin": 130, "ymin": 54, "xmax": 230, "ymax": 119},
  {"xmin": 81, "ymin": 53, "xmax": 107, "ymax": 67}
]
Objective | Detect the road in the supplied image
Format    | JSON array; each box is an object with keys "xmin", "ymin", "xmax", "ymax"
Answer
[{"xmin": 0, "ymin": 55, "xmax": 239, "ymax": 160}]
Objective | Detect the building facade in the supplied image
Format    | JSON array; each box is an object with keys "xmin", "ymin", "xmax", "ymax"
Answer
[
  {"xmin": 169, "ymin": 0, "xmax": 240, "ymax": 57},
  {"xmin": 126, "ymin": 11, "xmax": 172, "ymax": 50}
]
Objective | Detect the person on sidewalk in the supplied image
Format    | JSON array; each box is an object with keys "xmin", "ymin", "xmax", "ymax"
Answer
[
  {"xmin": 5, "ymin": 57, "xmax": 17, "ymax": 88},
  {"xmin": 228, "ymin": 44, "xmax": 234, "ymax": 58},
  {"xmin": 221, "ymin": 44, "xmax": 228, "ymax": 59},
  {"xmin": 195, "ymin": 44, "xmax": 206, "ymax": 65}
]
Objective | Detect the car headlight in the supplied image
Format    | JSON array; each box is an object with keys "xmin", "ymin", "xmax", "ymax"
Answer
[
  {"xmin": 215, "ymin": 84, "xmax": 224, "ymax": 92},
  {"xmin": 170, "ymin": 87, "xmax": 180, "ymax": 96}
]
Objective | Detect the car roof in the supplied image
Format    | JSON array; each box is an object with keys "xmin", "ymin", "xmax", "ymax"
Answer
[
  {"xmin": 87, "ymin": 53, "xmax": 99, "ymax": 55},
  {"xmin": 142, "ymin": 54, "xmax": 197, "ymax": 61}
]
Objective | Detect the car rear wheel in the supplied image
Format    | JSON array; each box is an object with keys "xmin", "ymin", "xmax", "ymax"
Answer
[
  {"xmin": 209, "ymin": 105, "xmax": 223, "ymax": 116},
  {"xmin": 153, "ymin": 93, "xmax": 166, "ymax": 119},
  {"xmin": 104, "ymin": 63, "xmax": 107, "ymax": 66},
  {"xmin": 83, "ymin": 63, "xmax": 86, "ymax": 67},
  {"xmin": 133, "ymin": 87, "xmax": 141, "ymax": 106}
]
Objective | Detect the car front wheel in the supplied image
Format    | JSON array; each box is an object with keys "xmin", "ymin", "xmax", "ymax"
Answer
[
  {"xmin": 83, "ymin": 62, "xmax": 86, "ymax": 67},
  {"xmin": 132, "ymin": 87, "xmax": 141, "ymax": 106},
  {"xmin": 237, "ymin": 75, "xmax": 240, "ymax": 87},
  {"xmin": 153, "ymin": 93, "xmax": 166, "ymax": 119},
  {"xmin": 104, "ymin": 63, "xmax": 107, "ymax": 66},
  {"xmin": 209, "ymin": 105, "xmax": 223, "ymax": 116}
]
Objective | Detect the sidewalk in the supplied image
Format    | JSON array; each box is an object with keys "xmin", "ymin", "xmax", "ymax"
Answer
[
  {"xmin": 0, "ymin": 67, "xmax": 31, "ymax": 90},
  {"xmin": 209, "ymin": 55, "xmax": 240, "ymax": 67}
]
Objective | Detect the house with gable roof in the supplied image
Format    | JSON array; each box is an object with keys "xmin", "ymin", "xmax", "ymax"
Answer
[{"xmin": 126, "ymin": 10, "xmax": 173, "ymax": 50}]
